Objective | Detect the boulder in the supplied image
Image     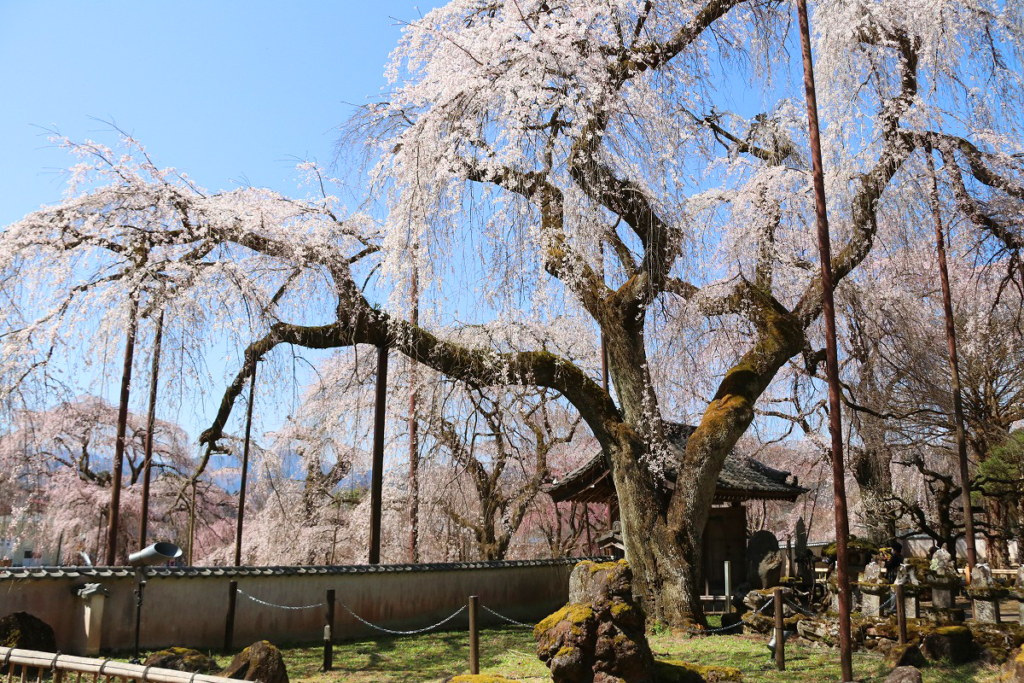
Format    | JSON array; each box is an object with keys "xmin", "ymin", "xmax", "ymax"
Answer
[
  {"xmin": 144, "ymin": 648, "xmax": 220, "ymax": 673},
  {"xmin": 652, "ymin": 660, "xmax": 742, "ymax": 682},
  {"xmin": 884, "ymin": 666, "xmax": 922, "ymax": 683},
  {"xmin": 884, "ymin": 644, "xmax": 928, "ymax": 669},
  {"xmin": 0, "ymin": 612, "xmax": 57, "ymax": 651},
  {"xmin": 535, "ymin": 560, "xmax": 654, "ymax": 683},
  {"xmin": 746, "ymin": 531, "xmax": 783, "ymax": 590},
  {"xmin": 221, "ymin": 641, "xmax": 288, "ymax": 683},
  {"xmin": 921, "ymin": 625, "xmax": 973, "ymax": 664},
  {"xmin": 1003, "ymin": 648, "xmax": 1024, "ymax": 683}
]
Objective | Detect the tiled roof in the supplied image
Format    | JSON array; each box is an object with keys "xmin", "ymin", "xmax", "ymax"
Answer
[
  {"xmin": 0, "ymin": 556, "xmax": 606, "ymax": 581},
  {"xmin": 544, "ymin": 422, "xmax": 805, "ymax": 502}
]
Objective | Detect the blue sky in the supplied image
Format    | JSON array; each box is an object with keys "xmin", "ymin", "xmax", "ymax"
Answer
[
  {"xmin": 0, "ymin": 1, "xmax": 446, "ymax": 227},
  {"xmin": 0, "ymin": 1, "xmax": 452, "ymax": 445}
]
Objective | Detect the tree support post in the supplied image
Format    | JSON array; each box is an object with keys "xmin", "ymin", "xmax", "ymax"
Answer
[
  {"xmin": 924, "ymin": 144, "xmax": 978, "ymax": 572},
  {"xmin": 234, "ymin": 366, "xmax": 257, "ymax": 567},
  {"xmin": 105, "ymin": 295, "xmax": 139, "ymax": 566},
  {"xmin": 139, "ymin": 310, "xmax": 164, "ymax": 549},
  {"xmin": 796, "ymin": 1, "xmax": 855, "ymax": 679},
  {"xmin": 369, "ymin": 344, "xmax": 389, "ymax": 565}
]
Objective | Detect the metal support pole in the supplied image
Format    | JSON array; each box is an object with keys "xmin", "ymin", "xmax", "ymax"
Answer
[
  {"xmin": 774, "ymin": 588, "xmax": 785, "ymax": 671},
  {"xmin": 409, "ymin": 268, "xmax": 420, "ymax": 564},
  {"xmin": 925, "ymin": 145, "xmax": 978, "ymax": 571},
  {"xmin": 133, "ymin": 570, "xmax": 146, "ymax": 660},
  {"xmin": 468, "ymin": 595, "xmax": 479, "ymax": 675},
  {"xmin": 224, "ymin": 581, "xmax": 238, "ymax": 652},
  {"xmin": 234, "ymin": 366, "xmax": 257, "ymax": 567},
  {"xmin": 724, "ymin": 561, "xmax": 732, "ymax": 614},
  {"xmin": 323, "ymin": 589, "xmax": 335, "ymax": 672},
  {"xmin": 895, "ymin": 585, "xmax": 908, "ymax": 645},
  {"xmin": 795, "ymin": 2, "xmax": 854, "ymax": 679},
  {"xmin": 369, "ymin": 344, "xmax": 388, "ymax": 565},
  {"xmin": 187, "ymin": 480, "xmax": 197, "ymax": 565},
  {"xmin": 138, "ymin": 311, "xmax": 164, "ymax": 549},
  {"xmin": 105, "ymin": 295, "xmax": 139, "ymax": 566}
]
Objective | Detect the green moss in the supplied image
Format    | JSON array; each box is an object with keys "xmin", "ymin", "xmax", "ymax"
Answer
[
  {"xmin": 611, "ymin": 603, "xmax": 632, "ymax": 618},
  {"xmin": 554, "ymin": 646, "xmax": 576, "ymax": 659},
  {"xmin": 822, "ymin": 536, "xmax": 879, "ymax": 559},
  {"xmin": 447, "ymin": 676, "xmax": 521, "ymax": 683},
  {"xmin": 533, "ymin": 604, "xmax": 594, "ymax": 639},
  {"xmin": 655, "ymin": 659, "xmax": 743, "ymax": 683},
  {"xmin": 934, "ymin": 625, "xmax": 970, "ymax": 637}
]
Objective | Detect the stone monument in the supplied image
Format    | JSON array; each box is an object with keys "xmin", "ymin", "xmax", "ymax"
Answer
[
  {"xmin": 859, "ymin": 560, "xmax": 889, "ymax": 617},
  {"xmin": 927, "ymin": 545, "xmax": 959, "ymax": 610},
  {"xmin": 966, "ymin": 563, "xmax": 1006, "ymax": 623}
]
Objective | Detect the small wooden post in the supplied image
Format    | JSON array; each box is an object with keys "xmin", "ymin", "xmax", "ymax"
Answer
[
  {"xmin": 723, "ymin": 561, "xmax": 733, "ymax": 614},
  {"xmin": 895, "ymin": 584, "xmax": 908, "ymax": 645},
  {"xmin": 774, "ymin": 588, "xmax": 785, "ymax": 671},
  {"xmin": 224, "ymin": 581, "xmax": 238, "ymax": 652},
  {"xmin": 468, "ymin": 595, "xmax": 480, "ymax": 675},
  {"xmin": 323, "ymin": 589, "xmax": 335, "ymax": 671}
]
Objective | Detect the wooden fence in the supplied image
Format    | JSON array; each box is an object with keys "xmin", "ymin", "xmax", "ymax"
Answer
[{"xmin": 0, "ymin": 648, "xmax": 233, "ymax": 683}]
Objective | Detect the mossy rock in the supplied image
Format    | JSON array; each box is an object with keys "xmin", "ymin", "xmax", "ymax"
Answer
[
  {"xmin": 0, "ymin": 612, "xmax": 56, "ymax": 652},
  {"xmin": 221, "ymin": 641, "xmax": 288, "ymax": 683},
  {"xmin": 533, "ymin": 604, "xmax": 595, "ymax": 640},
  {"xmin": 921, "ymin": 625, "xmax": 973, "ymax": 664},
  {"xmin": 964, "ymin": 586, "xmax": 1009, "ymax": 600},
  {"xmin": 823, "ymin": 536, "xmax": 879, "ymax": 560},
  {"xmin": 143, "ymin": 648, "xmax": 220, "ymax": 673},
  {"xmin": 654, "ymin": 659, "xmax": 743, "ymax": 682}
]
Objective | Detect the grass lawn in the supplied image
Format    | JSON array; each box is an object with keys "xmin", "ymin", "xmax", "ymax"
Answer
[{"xmin": 252, "ymin": 618, "xmax": 1003, "ymax": 682}]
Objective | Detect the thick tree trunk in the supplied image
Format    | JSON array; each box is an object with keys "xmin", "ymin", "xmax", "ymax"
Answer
[{"xmin": 850, "ymin": 443, "xmax": 896, "ymax": 544}]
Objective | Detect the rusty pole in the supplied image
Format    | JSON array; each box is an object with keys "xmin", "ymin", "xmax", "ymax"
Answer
[
  {"xmin": 925, "ymin": 144, "xmax": 978, "ymax": 572},
  {"xmin": 234, "ymin": 366, "xmax": 257, "ymax": 567},
  {"xmin": 138, "ymin": 310, "xmax": 164, "ymax": 549},
  {"xmin": 409, "ymin": 268, "xmax": 421, "ymax": 564},
  {"xmin": 795, "ymin": 1, "xmax": 854, "ymax": 679},
  {"xmin": 369, "ymin": 344, "xmax": 389, "ymax": 564},
  {"xmin": 105, "ymin": 294, "xmax": 139, "ymax": 566}
]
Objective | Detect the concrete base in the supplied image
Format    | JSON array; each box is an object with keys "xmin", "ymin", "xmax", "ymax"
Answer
[
  {"xmin": 862, "ymin": 593, "xmax": 882, "ymax": 617},
  {"xmin": 974, "ymin": 599, "xmax": 1001, "ymax": 623},
  {"xmin": 932, "ymin": 588, "xmax": 954, "ymax": 609}
]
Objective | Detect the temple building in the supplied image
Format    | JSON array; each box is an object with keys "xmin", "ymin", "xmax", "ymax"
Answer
[{"xmin": 543, "ymin": 423, "xmax": 806, "ymax": 594}]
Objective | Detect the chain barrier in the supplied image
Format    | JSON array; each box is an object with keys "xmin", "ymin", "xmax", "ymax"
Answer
[
  {"xmin": 783, "ymin": 598, "xmax": 817, "ymax": 618},
  {"xmin": 340, "ymin": 603, "xmax": 467, "ymax": 636},
  {"xmin": 677, "ymin": 595, "xmax": 776, "ymax": 636},
  {"xmin": 237, "ymin": 589, "xmax": 326, "ymax": 611},
  {"xmin": 480, "ymin": 604, "xmax": 533, "ymax": 628}
]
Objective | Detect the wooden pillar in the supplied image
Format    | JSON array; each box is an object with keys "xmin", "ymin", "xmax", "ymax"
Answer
[
  {"xmin": 925, "ymin": 144, "xmax": 978, "ymax": 571},
  {"xmin": 409, "ymin": 269, "xmax": 420, "ymax": 564},
  {"xmin": 234, "ymin": 366, "xmax": 257, "ymax": 567},
  {"xmin": 138, "ymin": 310, "xmax": 164, "ymax": 549},
  {"xmin": 369, "ymin": 344, "xmax": 389, "ymax": 565},
  {"xmin": 105, "ymin": 295, "xmax": 139, "ymax": 566},
  {"xmin": 224, "ymin": 580, "xmax": 238, "ymax": 652},
  {"xmin": 795, "ymin": 2, "xmax": 854, "ymax": 678},
  {"xmin": 774, "ymin": 588, "xmax": 785, "ymax": 671}
]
